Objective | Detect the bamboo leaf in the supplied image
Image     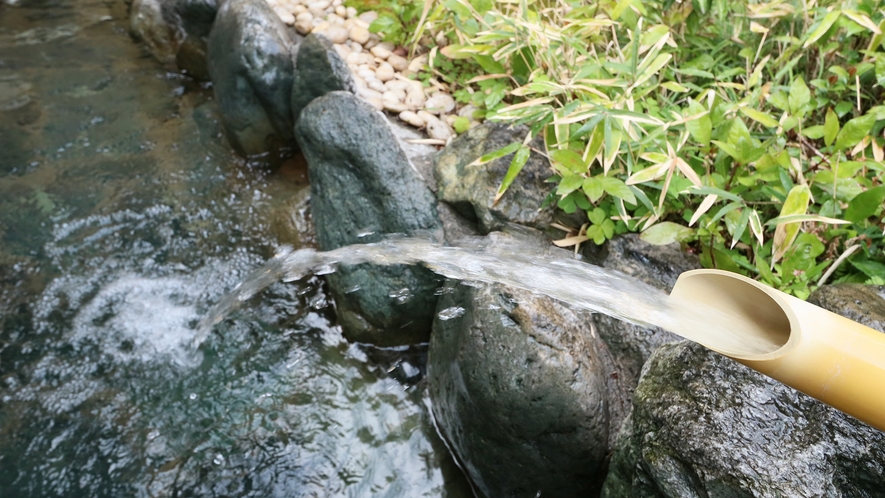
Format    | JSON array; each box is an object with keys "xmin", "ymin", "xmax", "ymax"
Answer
[
  {"xmin": 689, "ymin": 194, "xmax": 718, "ymax": 226},
  {"xmin": 740, "ymin": 107, "xmax": 780, "ymax": 128},
  {"xmin": 471, "ymin": 142, "xmax": 521, "ymax": 166},
  {"xmin": 803, "ymin": 10, "xmax": 841, "ymax": 49},
  {"xmin": 494, "ymin": 145, "xmax": 530, "ymax": 204},
  {"xmin": 772, "ymin": 185, "xmax": 811, "ymax": 263},
  {"xmin": 640, "ymin": 221, "xmax": 695, "ymax": 245}
]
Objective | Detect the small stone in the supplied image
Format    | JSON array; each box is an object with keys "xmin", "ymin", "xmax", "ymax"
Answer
[
  {"xmin": 312, "ymin": 21, "xmax": 330, "ymax": 33},
  {"xmin": 353, "ymin": 75, "xmax": 367, "ymax": 89},
  {"xmin": 357, "ymin": 68, "xmax": 375, "ymax": 81},
  {"xmin": 348, "ymin": 41, "xmax": 362, "ymax": 53},
  {"xmin": 292, "ymin": 5, "xmax": 307, "ymax": 14},
  {"xmin": 334, "ymin": 5, "xmax": 346, "ymax": 17},
  {"xmin": 458, "ymin": 104, "xmax": 478, "ymax": 119},
  {"xmin": 417, "ymin": 110, "xmax": 436, "ymax": 123},
  {"xmin": 275, "ymin": 8, "xmax": 295, "ymax": 24},
  {"xmin": 368, "ymin": 79, "xmax": 387, "ymax": 93},
  {"xmin": 443, "ymin": 114, "xmax": 457, "ymax": 126},
  {"xmin": 364, "ymin": 34, "xmax": 380, "ymax": 49},
  {"xmin": 332, "ymin": 0, "xmax": 342, "ymax": 5},
  {"xmin": 308, "ymin": 0, "xmax": 330, "ymax": 10},
  {"xmin": 425, "ymin": 92, "xmax": 455, "ymax": 114},
  {"xmin": 375, "ymin": 62, "xmax": 395, "ymax": 82},
  {"xmin": 405, "ymin": 82, "xmax": 426, "ymax": 110},
  {"xmin": 383, "ymin": 99, "xmax": 407, "ymax": 113},
  {"xmin": 370, "ymin": 45, "xmax": 391, "ymax": 60},
  {"xmin": 392, "ymin": 46, "xmax": 407, "ymax": 57},
  {"xmin": 381, "ymin": 90, "xmax": 406, "ymax": 102},
  {"xmin": 366, "ymin": 97, "xmax": 384, "ymax": 111},
  {"xmin": 324, "ymin": 25, "xmax": 349, "ymax": 44},
  {"xmin": 407, "ymin": 55, "xmax": 427, "ymax": 72},
  {"xmin": 399, "ymin": 110, "xmax": 425, "ymax": 128},
  {"xmin": 358, "ymin": 11, "xmax": 378, "ymax": 23},
  {"xmin": 358, "ymin": 87, "xmax": 383, "ymax": 100},
  {"xmin": 296, "ymin": 11, "xmax": 313, "ymax": 22},
  {"xmin": 385, "ymin": 80, "xmax": 410, "ymax": 92},
  {"xmin": 346, "ymin": 6, "xmax": 357, "ymax": 18},
  {"xmin": 387, "ymin": 54, "xmax": 408, "ymax": 72},
  {"xmin": 348, "ymin": 24, "xmax": 370, "ymax": 45},
  {"xmin": 326, "ymin": 13, "xmax": 344, "ymax": 24},
  {"xmin": 333, "ymin": 43, "xmax": 350, "ymax": 59},
  {"xmin": 295, "ymin": 20, "xmax": 313, "ymax": 34},
  {"xmin": 426, "ymin": 119, "xmax": 454, "ymax": 141}
]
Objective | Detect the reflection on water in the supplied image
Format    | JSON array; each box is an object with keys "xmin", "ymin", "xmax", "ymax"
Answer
[{"xmin": 0, "ymin": 0, "xmax": 468, "ymax": 496}]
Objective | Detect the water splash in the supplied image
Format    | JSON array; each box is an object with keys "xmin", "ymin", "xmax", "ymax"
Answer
[{"xmin": 199, "ymin": 237, "xmax": 781, "ymax": 356}]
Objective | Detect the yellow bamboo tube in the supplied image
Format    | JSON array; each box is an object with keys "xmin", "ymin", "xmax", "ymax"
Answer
[{"xmin": 669, "ymin": 269, "xmax": 885, "ymax": 432}]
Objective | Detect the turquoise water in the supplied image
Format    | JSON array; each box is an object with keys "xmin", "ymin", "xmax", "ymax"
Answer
[{"xmin": 0, "ymin": 0, "xmax": 469, "ymax": 495}]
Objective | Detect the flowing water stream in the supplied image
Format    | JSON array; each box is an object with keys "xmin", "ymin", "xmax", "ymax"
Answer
[{"xmin": 0, "ymin": 0, "xmax": 469, "ymax": 495}]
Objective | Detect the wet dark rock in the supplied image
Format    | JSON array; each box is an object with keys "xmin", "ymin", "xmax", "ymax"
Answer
[
  {"xmin": 602, "ymin": 339, "xmax": 885, "ymax": 498},
  {"xmin": 295, "ymin": 91, "xmax": 443, "ymax": 346},
  {"xmin": 428, "ymin": 280, "xmax": 612, "ymax": 498},
  {"xmin": 433, "ymin": 123, "xmax": 553, "ymax": 233},
  {"xmin": 808, "ymin": 283, "xmax": 885, "ymax": 333},
  {"xmin": 290, "ymin": 33, "xmax": 356, "ymax": 124},
  {"xmin": 207, "ymin": 0, "xmax": 299, "ymax": 157},
  {"xmin": 594, "ymin": 234, "xmax": 697, "ymax": 399},
  {"xmin": 129, "ymin": 0, "xmax": 217, "ymax": 78}
]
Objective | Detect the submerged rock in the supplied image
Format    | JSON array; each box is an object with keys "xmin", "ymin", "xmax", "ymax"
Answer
[
  {"xmin": 602, "ymin": 284, "xmax": 885, "ymax": 497},
  {"xmin": 129, "ymin": 0, "xmax": 217, "ymax": 79},
  {"xmin": 428, "ymin": 281, "xmax": 612, "ymax": 498},
  {"xmin": 433, "ymin": 123, "xmax": 553, "ymax": 233},
  {"xmin": 290, "ymin": 33, "xmax": 356, "ymax": 123},
  {"xmin": 295, "ymin": 91, "xmax": 443, "ymax": 346},
  {"xmin": 207, "ymin": 0, "xmax": 298, "ymax": 157}
]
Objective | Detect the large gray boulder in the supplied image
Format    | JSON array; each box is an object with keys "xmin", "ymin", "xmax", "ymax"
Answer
[
  {"xmin": 602, "ymin": 284, "xmax": 885, "ymax": 498},
  {"xmin": 428, "ymin": 280, "xmax": 612, "ymax": 498},
  {"xmin": 290, "ymin": 33, "xmax": 356, "ymax": 123},
  {"xmin": 433, "ymin": 123, "xmax": 553, "ymax": 233},
  {"xmin": 129, "ymin": 0, "xmax": 217, "ymax": 79},
  {"xmin": 207, "ymin": 0, "xmax": 298, "ymax": 157},
  {"xmin": 295, "ymin": 91, "xmax": 443, "ymax": 346}
]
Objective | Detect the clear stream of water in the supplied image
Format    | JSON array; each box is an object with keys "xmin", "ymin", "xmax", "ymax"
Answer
[{"xmin": 0, "ymin": 0, "xmax": 469, "ymax": 496}]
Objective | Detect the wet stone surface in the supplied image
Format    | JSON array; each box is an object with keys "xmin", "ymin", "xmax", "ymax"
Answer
[{"xmin": 0, "ymin": 0, "xmax": 469, "ymax": 496}]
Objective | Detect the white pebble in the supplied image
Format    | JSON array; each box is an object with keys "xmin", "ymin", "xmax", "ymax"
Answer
[
  {"xmin": 417, "ymin": 110, "xmax": 437, "ymax": 123},
  {"xmin": 443, "ymin": 114, "xmax": 457, "ymax": 126},
  {"xmin": 357, "ymin": 68, "xmax": 375, "ymax": 81},
  {"xmin": 295, "ymin": 20, "xmax": 313, "ymax": 34},
  {"xmin": 405, "ymin": 81, "xmax": 426, "ymax": 110},
  {"xmin": 275, "ymin": 8, "xmax": 295, "ymax": 24},
  {"xmin": 399, "ymin": 110, "xmax": 425, "ymax": 128},
  {"xmin": 348, "ymin": 24, "xmax": 370, "ymax": 45},
  {"xmin": 332, "ymin": 0, "xmax": 342, "ymax": 5},
  {"xmin": 358, "ymin": 11, "xmax": 378, "ymax": 23},
  {"xmin": 296, "ymin": 11, "xmax": 313, "ymax": 22},
  {"xmin": 363, "ymin": 97, "xmax": 382, "ymax": 111},
  {"xmin": 333, "ymin": 43, "xmax": 350, "ymax": 58},
  {"xmin": 387, "ymin": 54, "xmax": 408, "ymax": 72},
  {"xmin": 324, "ymin": 25, "xmax": 349, "ymax": 43},
  {"xmin": 358, "ymin": 88, "xmax": 383, "ymax": 99},
  {"xmin": 369, "ymin": 45, "xmax": 391, "ymax": 60},
  {"xmin": 308, "ymin": 0, "xmax": 330, "ymax": 10},
  {"xmin": 407, "ymin": 55, "xmax": 426, "ymax": 73},
  {"xmin": 368, "ymin": 79, "xmax": 387, "ymax": 93},
  {"xmin": 383, "ymin": 88, "xmax": 406, "ymax": 102},
  {"xmin": 334, "ymin": 5, "xmax": 346, "ymax": 17},
  {"xmin": 425, "ymin": 92, "xmax": 455, "ymax": 114},
  {"xmin": 292, "ymin": 4, "xmax": 307, "ymax": 14},
  {"xmin": 346, "ymin": 6, "xmax": 357, "ymax": 18},
  {"xmin": 353, "ymin": 75, "xmax": 367, "ymax": 89},
  {"xmin": 383, "ymin": 99, "xmax": 407, "ymax": 113},
  {"xmin": 458, "ymin": 105, "xmax": 478, "ymax": 119},
  {"xmin": 375, "ymin": 62, "xmax": 395, "ymax": 81},
  {"xmin": 385, "ymin": 80, "xmax": 410, "ymax": 92},
  {"xmin": 426, "ymin": 119, "xmax": 454, "ymax": 141}
]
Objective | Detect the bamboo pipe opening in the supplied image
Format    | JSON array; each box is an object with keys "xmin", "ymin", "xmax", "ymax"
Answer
[{"xmin": 669, "ymin": 270, "xmax": 795, "ymax": 360}]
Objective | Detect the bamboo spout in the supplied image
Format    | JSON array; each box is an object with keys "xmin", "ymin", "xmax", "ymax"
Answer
[{"xmin": 670, "ymin": 269, "xmax": 885, "ymax": 432}]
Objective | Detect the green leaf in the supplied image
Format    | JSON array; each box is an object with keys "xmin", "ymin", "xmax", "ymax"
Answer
[
  {"xmin": 632, "ymin": 53, "xmax": 672, "ymax": 88},
  {"xmin": 834, "ymin": 114, "xmax": 876, "ymax": 151},
  {"xmin": 803, "ymin": 10, "xmax": 841, "ymax": 48},
  {"xmin": 686, "ymin": 100, "xmax": 712, "ymax": 146},
  {"xmin": 850, "ymin": 259, "xmax": 885, "ymax": 279},
  {"xmin": 443, "ymin": 0, "xmax": 471, "ymax": 19},
  {"xmin": 549, "ymin": 149, "xmax": 587, "ymax": 174},
  {"xmin": 588, "ymin": 207, "xmax": 606, "ymax": 225},
  {"xmin": 472, "ymin": 142, "xmax": 521, "ymax": 165},
  {"xmin": 740, "ymin": 107, "xmax": 780, "ymax": 128},
  {"xmin": 599, "ymin": 177, "xmax": 637, "ymax": 205},
  {"xmin": 730, "ymin": 208, "xmax": 751, "ymax": 249},
  {"xmin": 844, "ymin": 186, "xmax": 885, "ymax": 223},
  {"xmin": 788, "ymin": 76, "xmax": 811, "ymax": 117},
  {"xmin": 495, "ymin": 145, "xmax": 530, "ymax": 203},
  {"xmin": 640, "ymin": 222, "xmax": 695, "ymax": 245},
  {"xmin": 557, "ymin": 173, "xmax": 584, "ymax": 197},
  {"xmin": 453, "ymin": 116, "xmax": 471, "ymax": 134},
  {"xmin": 772, "ymin": 185, "xmax": 811, "ymax": 263},
  {"xmin": 582, "ymin": 177, "xmax": 604, "ymax": 202},
  {"xmin": 824, "ymin": 108, "xmax": 839, "ymax": 147},
  {"xmin": 802, "ymin": 125, "xmax": 825, "ymax": 139},
  {"xmin": 469, "ymin": 0, "xmax": 493, "ymax": 15}
]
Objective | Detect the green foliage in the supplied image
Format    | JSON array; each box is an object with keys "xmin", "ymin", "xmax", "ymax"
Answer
[{"xmin": 415, "ymin": 0, "xmax": 885, "ymax": 297}]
